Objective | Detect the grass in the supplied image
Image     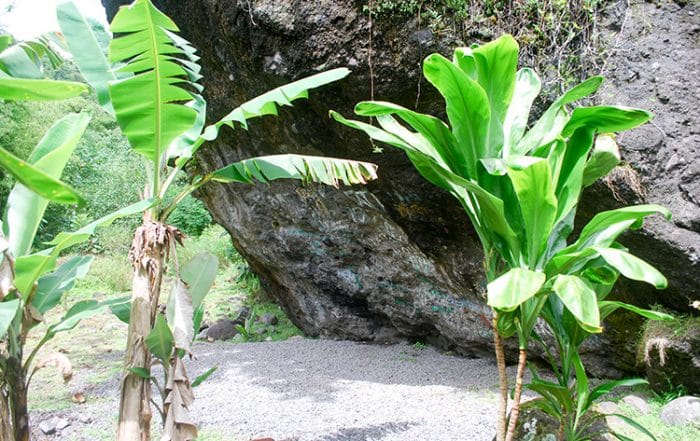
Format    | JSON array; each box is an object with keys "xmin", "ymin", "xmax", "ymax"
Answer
[
  {"xmin": 26, "ymin": 224, "xmax": 304, "ymax": 416},
  {"xmin": 613, "ymin": 399, "xmax": 700, "ymax": 441}
]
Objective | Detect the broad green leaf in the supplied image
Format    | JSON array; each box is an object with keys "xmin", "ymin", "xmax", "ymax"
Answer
[
  {"xmin": 423, "ymin": 53, "xmax": 491, "ymax": 172},
  {"xmin": 546, "ymin": 247, "xmax": 599, "ymax": 277},
  {"xmin": 57, "ymin": 0, "xmax": 117, "ymax": 113},
  {"xmin": 374, "ymin": 113, "xmax": 464, "ymax": 180},
  {"xmin": 354, "ymin": 101, "xmax": 466, "ymax": 177},
  {"xmin": 201, "ymin": 68, "xmax": 350, "ymax": 143},
  {"xmin": 330, "ymin": 110, "xmax": 425, "ymax": 153},
  {"xmin": 554, "ymin": 127, "xmax": 595, "ymax": 226},
  {"xmin": 192, "ymin": 304, "xmax": 204, "ymax": 338},
  {"xmin": 4, "ymin": 113, "xmax": 90, "ymax": 257},
  {"xmin": 568, "ymin": 205, "xmax": 671, "ymax": 253},
  {"xmin": 146, "ymin": 313, "xmax": 173, "ymax": 361},
  {"xmin": 515, "ymin": 76, "xmax": 603, "ymax": 155},
  {"xmin": 14, "ymin": 253, "xmax": 55, "ymax": 299},
  {"xmin": 210, "ymin": 154, "xmax": 378, "ymax": 188},
  {"xmin": 109, "ymin": 0, "xmax": 198, "ymax": 166},
  {"xmin": 572, "ymin": 351, "xmax": 590, "ymax": 423},
  {"xmin": 470, "ymin": 34, "xmax": 519, "ymax": 153},
  {"xmin": 552, "ymin": 275, "xmax": 601, "ymax": 333},
  {"xmin": 168, "ymin": 95, "xmax": 206, "ymax": 163},
  {"xmin": 46, "ymin": 198, "xmax": 155, "ymax": 252},
  {"xmin": 563, "ymin": 106, "xmax": 653, "ymax": 137},
  {"xmin": 109, "ymin": 296, "xmax": 131, "ymax": 324},
  {"xmin": 0, "ymin": 35, "xmax": 12, "ymax": 53},
  {"xmin": 0, "ymin": 147, "xmax": 84, "ymax": 204},
  {"xmin": 331, "ymin": 111, "xmax": 518, "ymax": 260},
  {"xmin": 0, "ymin": 299, "xmax": 20, "ymax": 339},
  {"xmin": 127, "ymin": 367, "xmax": 153, "ymax": 380},
  {"xmin": 506, "ymin": 156, "xmax": 557, "ymax": 266},
  {"xmin": 33, "ymin": 255, "xmax": 93, "ymax": 314},
  {"xmin": 599, "ymin": 301, "xmax": 674, "ymax": 322},
  {"xmin": 404, "ymin": 150, "xmax": 520, "ymax": 261},
  {"xmin": 524, "ymin": 374, "xmax": 572, "ymax": 414},
  {"xmin": 191, "ymin": 366, "xmax": 217, "ymax": 388},
  {"xmin": 593, "ymin": 246, "xmax": 667, "ymax": 289},
  {"xmin": 503, "ymin": 68, "xmax": 541, "ymax": 156},
  {"xmin": 181, "ymin": 253, "xmax": 218, "ymax": 311},
  {"xmin": 15, "ymin": 199, "xmax": 154, "ymax": 297},
  {"xmin": 588, "ymin": 378, "xmax": 647, "ymax": 403},
  {"xmin": 582, "ymin": 134, "xmax": 621, "ymax": 186},
  {"xmin": 0, "ymin": 42, "xmax": 44, "ymax": 78},
  {"xmin": 47, "ymin": 298, "xmax": 121, "ymax": 335},
  {"xmin": 487, "ymin": 268, "xmax": 545, "ymax": 311},
  {"xmin": 0, "ymin": 78, "xmax": 87, "ymax": 101}
]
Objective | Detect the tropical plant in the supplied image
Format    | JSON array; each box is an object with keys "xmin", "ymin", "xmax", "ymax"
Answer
[
  {"xmin": 525, "ymin": 297, "xmax": 673, "ymax": 440},
  {"xmin": 235, "ymin": 306, "xmax": 257, "ymax": 342},
  {"xmin": 332, "ymin": 34, "xmax": 670, "ymax": 441},
  {"xmin": 0, "ymin": 34, "xmax": 147, "ymax": 441},
  {"xmin": 58, "ymin": 1, "xmax": 378, "ymax": 439}
]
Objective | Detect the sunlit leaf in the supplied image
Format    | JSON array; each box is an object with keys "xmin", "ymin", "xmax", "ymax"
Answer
[
  {"xmin": 146, "ymin": 313, "xmax": 173, "ymax": 362},
  {"xmin": 0, "ymin": 299, "xmax": 20, "ymax": 339},
  {"xmin": 211, "ymin": 154, "xmax": 378, "ymax": 188},
  {"xmin": 33, "ymin": 255, "xmax": 93, "ymax": 314},
  {"xmin": 0, "ymin": 147, "xmax": 84, "ymax": 204},
  {"xmin": 487, "ymin": 268, "xmax": 545, "ymax": 311},
  {"xmin": 0, "ymin": 78, "xmax": 87, "ymax": 101}
]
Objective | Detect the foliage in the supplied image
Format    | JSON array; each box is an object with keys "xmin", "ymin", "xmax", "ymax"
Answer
[
  {"xmin": 0, "ymin": 60, "xmax": 146, "ymax": 250},
  {"xmin": 167, "ymin": 192, "xmax": 212, "ymax": 237},
  {"xmin": 0, "ymin": 32, "xmax": 150, "ymax": 441},
  {"xmin": 59, "ymin": 0, "xmax": 378, "ymax": 438},
  {"xmin": 234, "ymin": 307, "xmax": 257, "ymax": 342},
  {"xmin": 333, "ymin": 34, "xmax": 670, "ymax": 441},
  {"xmin": 365, "ymin": 0, "xmax": 606, "ymax": 92}
]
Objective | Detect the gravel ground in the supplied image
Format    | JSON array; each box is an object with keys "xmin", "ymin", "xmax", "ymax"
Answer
[{"xmin": 33, "ymin": 339, "xmax": 519, "ymax": 441}]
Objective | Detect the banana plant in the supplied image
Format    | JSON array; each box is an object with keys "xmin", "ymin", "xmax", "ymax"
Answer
[
  {"xmin": 332, "ymin": 34, "xmax": 669, "ymax": 441},
  {"xmin": 0, "ymin": 34, "xmax": 150, "ymax": 441},
  {"xmin": 58, "ymin": 1, "xmax": 378, "ymax": 439}
]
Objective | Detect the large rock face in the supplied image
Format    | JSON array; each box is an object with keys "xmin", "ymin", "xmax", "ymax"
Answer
[{"xmin": 104, "ymin": 0, "xmax": 699, "ymax": 376}]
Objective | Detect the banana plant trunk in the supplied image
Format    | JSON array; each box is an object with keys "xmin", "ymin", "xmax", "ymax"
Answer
[
  {"xmin": 0, "ymin": 356, "xmax": 29, "ymax": 441},
  {"xmin": 0, "ymin": 386, "xmax": 11, "ymax": 440},
  {"xmin": 117, "ymin": 220, "xmax": 168, "ymax": 441}
]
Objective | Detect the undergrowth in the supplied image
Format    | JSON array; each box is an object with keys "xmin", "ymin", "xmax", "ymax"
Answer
[{"xmin": 365, "ymin": 0, "xmax": 607, "ymax": 92}]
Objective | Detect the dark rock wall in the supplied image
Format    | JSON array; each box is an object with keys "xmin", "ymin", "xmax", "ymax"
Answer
[{"xmin": 103, "ymin": 0, "xmax": 699, "ymax": 376}]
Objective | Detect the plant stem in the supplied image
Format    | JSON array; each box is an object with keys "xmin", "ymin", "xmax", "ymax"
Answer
[
  {"xmin": 0, "ymin": 384, "xmax": 12, "ymax": 441},
  {"xmin": 117, "ymin": 220, "xmax": 167, "ymax": 441},
  {"xmin": 4, "ymin": 356, "xmax": 28, "ymax": 441},
  {"xmin": 504, "ymin": 348, "xmax": 528, "ymax": 441},
  {"xmin": 493, "ymin": 312, "xmax": 508, "ymax": 441}
]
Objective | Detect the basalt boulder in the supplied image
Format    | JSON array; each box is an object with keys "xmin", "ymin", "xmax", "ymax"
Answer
[{"xmin": 103, "ymin": 0, "xmax": 699, "ymax": 377}]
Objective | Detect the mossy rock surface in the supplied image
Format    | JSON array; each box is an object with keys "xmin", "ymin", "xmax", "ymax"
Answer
[{"xmin": 640, "ymin": 317, "xmax": 700, "ymax": 395}]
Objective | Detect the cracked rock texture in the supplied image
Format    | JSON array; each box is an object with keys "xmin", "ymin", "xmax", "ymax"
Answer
[{"xmin": 103, "ymin": 0, "xmax": 699, "ymax": 377}]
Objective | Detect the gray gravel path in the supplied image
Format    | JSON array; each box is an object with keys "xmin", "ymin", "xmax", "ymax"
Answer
[
  {"xmin": 188, "ymin": 339, "xmax": 513, "ymax": 441},
  {"xmin": 35, "ymin": 339, "xmax": 517, "ymax": 440}
]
